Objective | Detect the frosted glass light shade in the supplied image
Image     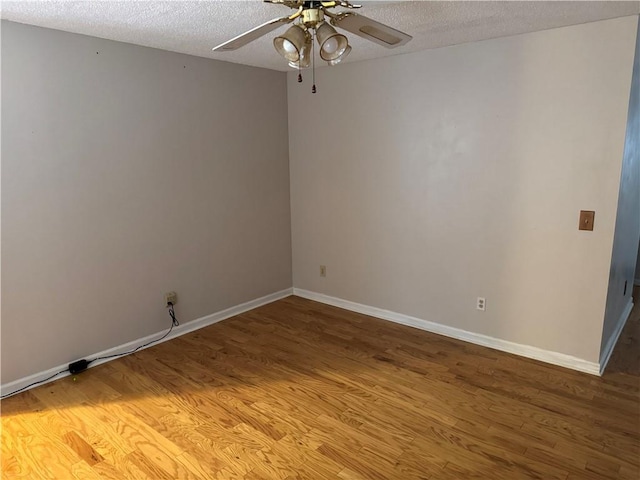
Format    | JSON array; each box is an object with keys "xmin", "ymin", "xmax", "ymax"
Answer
[
  {"xmin": 316, "ymin": 22, "xmax": 348, "ymax": 61},
  {"xmin": 327, "ymin": 45, "xmax": 351, "ymax": 66},
  {"xmin": 288, "ymin": 35, "xmax": 312, "ymax": 69},
  {"xmin": 274, "ymin": 25, "xmax": 307, "ymax": 61}
]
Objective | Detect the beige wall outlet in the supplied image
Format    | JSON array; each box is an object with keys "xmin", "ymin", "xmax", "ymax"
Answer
[{"xmin": 165, "ymin": 292, "xmax": 177, "ymax": 305}]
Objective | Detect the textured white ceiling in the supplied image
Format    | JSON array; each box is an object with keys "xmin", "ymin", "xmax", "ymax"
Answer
[{"xmin": 1, "ymin": 1, "xmax": 638, "ymax": 72}]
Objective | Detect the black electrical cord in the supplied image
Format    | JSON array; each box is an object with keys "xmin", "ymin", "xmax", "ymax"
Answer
[
  {"xmin": 0, "ymin": 369, "xmax": 69, "ymax": 399},
  {"xmin": 0, "ymin": 304, "xmax": 179, "ymax": 400},
  {"xmin": 90, "ymin": 303, "xmax": 179, "ymax": 363}
]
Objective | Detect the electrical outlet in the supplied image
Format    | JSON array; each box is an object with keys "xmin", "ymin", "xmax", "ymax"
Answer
[
  {"xmin": 477, "ymin": 297, "xmax": 486, "ymax": 311},
  {"xmin": 165, "ymin": 291, "xmax": 177, "ymax": 306},
  {"xmin": 320, "ymin": 265, "xmax": 327, "ymax": 277}
]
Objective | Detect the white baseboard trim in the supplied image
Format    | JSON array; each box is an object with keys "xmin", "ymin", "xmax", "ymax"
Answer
[
  {"xmin": 293, "ymin": 288, "xmax": 601, "ymax": 376},
  {"xmin": 599, "ymin": 299, "xmax": 634, "ymax": 375},
  {"xmin": 1, "ymin": 288, "xmax": 293, "ymax": 398}
]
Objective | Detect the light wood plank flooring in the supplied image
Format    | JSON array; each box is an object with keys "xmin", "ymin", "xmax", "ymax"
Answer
[{"xmin": 2, "ymin": 294, "xmax": 639, "ymax": 479}]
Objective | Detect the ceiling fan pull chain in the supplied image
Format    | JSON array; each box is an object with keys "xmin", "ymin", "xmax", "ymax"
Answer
[
  {"xmin": 312, "ymin": 29, "xmax": 317, "ymax": 94},
  {"xmin": 212, "ymin": 2, "xmax": 412, "ymax": 70}
]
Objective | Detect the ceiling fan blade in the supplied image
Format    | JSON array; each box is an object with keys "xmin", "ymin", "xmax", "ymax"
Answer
[
  {"xmin": 330, "ymin": 12, "xmax": 411, "ymax": 48},
  {"xmin": 213, "ymin": 16, "xmax": 293, "ymax": 52}
]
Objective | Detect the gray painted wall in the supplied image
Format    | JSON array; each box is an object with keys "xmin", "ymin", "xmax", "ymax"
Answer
[
  {"xmin": 289, "ymin": 16, "xmax": 637, "ymax": 363},
  {"xmin": 636, "ymin": 241, "xmax": 640, "ymax": 284},
  {"xmin": 601, "ymin": 17, "xmax": 640, "ymax": 359},
  {"xmin": 1, "ymin": 21, "xmax": 292, "ymax": 383},
  {"xmin": 3, "ymin": 16, "xmax": 638, "ymax": 383}
]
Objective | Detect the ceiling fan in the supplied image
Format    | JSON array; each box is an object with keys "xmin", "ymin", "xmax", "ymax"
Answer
[{"xmin": 213, "ymin": 0, "xmax": 412, "ymax": 91}]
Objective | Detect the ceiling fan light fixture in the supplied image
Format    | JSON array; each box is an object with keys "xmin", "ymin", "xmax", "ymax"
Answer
[
  {"xmin": 215, "ymin": 2, "xmax": 412, "ymax": 81},
  {"xmin": 274, "ymin": 24, "xmax": 307, "ymax": 61},
  {"xmin": 289, "ymin": 33, "xmax": 312, "ymax": 69},
  {"xmin": 315, "ymin": 22, "xmax": 348, "ymax": 61},
  {"xmin": 327, "ymin": 44, "xmax": 351, "ymax": 66}
]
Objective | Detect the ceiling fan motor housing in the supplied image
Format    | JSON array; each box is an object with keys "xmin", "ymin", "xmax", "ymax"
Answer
[{"xmin": 302, "ymin": 8, "xmax": 324, "ymax": 28}]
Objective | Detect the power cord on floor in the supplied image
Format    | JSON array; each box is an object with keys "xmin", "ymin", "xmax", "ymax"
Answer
[
  {"xmin": 0, "ymin": 304, "xmax": 179, "ymax": 400},
  {"xmin": 0, "ymin": 368, "xmax": 70, "ymax": 400},
  {"xmin": 90, "ymin": 303, "xmax": 179, "ymax": 363}
]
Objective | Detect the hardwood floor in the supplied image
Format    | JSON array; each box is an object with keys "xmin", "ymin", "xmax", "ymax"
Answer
[{"xmin": 2, "ymin": 294, "xmax": 639, "ymax": 479}]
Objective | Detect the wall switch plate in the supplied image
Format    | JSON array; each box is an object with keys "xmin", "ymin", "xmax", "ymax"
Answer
[
  {"xmin": 320, "ymin": 265, "xmax": 327, "ymax": 277},
  {"xmin": 579, "ymin": 210, "xmax": 595, "ymax": 231}
]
